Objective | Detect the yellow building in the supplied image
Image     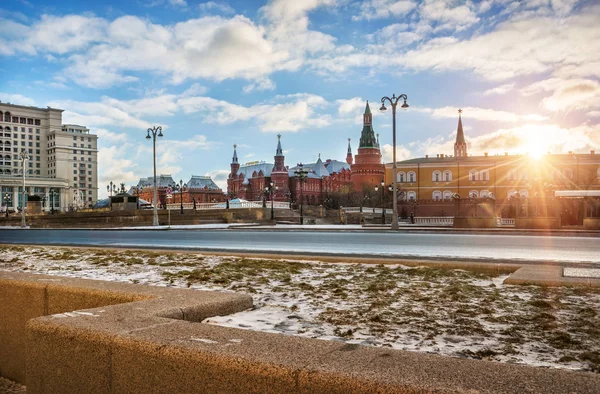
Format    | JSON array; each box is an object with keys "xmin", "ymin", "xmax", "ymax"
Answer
[{"xmin": 384, "ymin": 111, "xmax": 600, "ymax": 223}]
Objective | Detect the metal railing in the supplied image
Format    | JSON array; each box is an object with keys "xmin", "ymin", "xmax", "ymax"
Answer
[
  {"xmin": 165, "ymin": 201, "xmax": 291, "ymax": 210},
  {"xmin": 413, "ymin": 217, "xmax": 454, "ymax": 226},
  {"xmin": 498, "ymin": 218, "xmax": 515, "ymax": 226}
]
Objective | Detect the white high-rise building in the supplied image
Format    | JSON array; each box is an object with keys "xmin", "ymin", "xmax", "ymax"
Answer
[{"xmin": 0, "ymin": 102, "xmax": 98, "ymax": 212}]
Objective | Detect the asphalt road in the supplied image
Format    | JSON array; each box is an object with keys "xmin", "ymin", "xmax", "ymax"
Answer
[{"xmin": 0, "ymin": 229, "xmax": 598, "ymax": 264}]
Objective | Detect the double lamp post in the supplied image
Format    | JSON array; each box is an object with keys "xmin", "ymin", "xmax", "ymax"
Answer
[{"xmin": 379, "ymin": 93, "xmax": 409, "ymax": 230}]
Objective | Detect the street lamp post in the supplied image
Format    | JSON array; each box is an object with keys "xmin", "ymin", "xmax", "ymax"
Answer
[
  {"xmin": 173, "ymin": 179, "xmax": 186, "ymax": 214},
  {"xmin": 374, "ymin": 180, "xmax": 386, "ymax": 224},
  {"xmin": 265, "ymin": 182, "xmax": 279, "ymax": 220},
  {"xmin": 20, "ymin": 150, "xmax": 30, "ymax": 228},
  {"xmin": 294, "ymin": 164, "xmax": 308, "ymax": 225},
  {"xmin": 3, "ymin": 193, "xmax": 9, "ymax": 218},
  {"xmin": 49, "ymin": 189, "xmax": 58, "ymax": 214},
  {"xmin": 379, "ymin": 93, "xmax": 409, "ymax": 230},
  {"xmin": 106, "ymin": 181, "xmax": 117, "ymax": 197},
  {"xmin": 146, "ymin": 126, "xmax": 163, "ymax": 226}
]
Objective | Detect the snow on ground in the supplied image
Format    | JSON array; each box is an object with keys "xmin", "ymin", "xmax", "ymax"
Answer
[{"xmin": 1, "ymin": 245, "xmax": 599, "ymax": 373}]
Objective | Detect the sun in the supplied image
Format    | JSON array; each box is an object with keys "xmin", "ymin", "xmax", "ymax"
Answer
[{"xmin": 528, "ymin": 145, "xmax": 545, "ymax": 160}]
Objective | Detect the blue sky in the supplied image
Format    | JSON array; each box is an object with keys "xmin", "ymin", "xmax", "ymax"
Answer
[{"xmin": 1, "ymin": 0, "xmax": 599, "ymax": 197}]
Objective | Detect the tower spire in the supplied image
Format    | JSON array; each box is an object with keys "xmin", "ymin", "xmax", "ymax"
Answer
[
  {"xmin": 346, "ymin": 138, "xmax": 353, "ymax": 165},
  {"xmin": 454, "ymin": 109, "xmax": 468, "ymax": 158},
  {"xmin": 275, "ymin": 134, "xmax": 283, "ymax": 156},
  {"xmin": 359, "ymin": 101, "xmax": 377, "ymax": 148},
  {"xmin": 232, "ymin": 144, "xmax": 238, "ymax": 164},
  {"xmin": 273, "ymin": 135, "xmax": 286, "ymax": 172}
]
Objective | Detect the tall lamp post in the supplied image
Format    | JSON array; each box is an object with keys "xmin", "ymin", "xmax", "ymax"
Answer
[
  {"xmin": 379, "ymin": 93, "xmax": 409, "ymax": 230},
  {"xmin": 20, "ymin": 150, "xmax": 30, "ymax": 228},
  {"xmin": 265, "ymin": 182, "xmax": 279, "ymax": 220},
  {"xmin": 49, "ymin": 189, "xmax": 58, "ymax": 214},
  {"xmin": 106, "ymin": 181, "xmax": 117, "ymax": 197},
  {"xmin": 294, "ymin": 164, "xmax": 308, "ymax": 225},
  {"xmin": 3, "ymin": 193, "xmax": 9, "ymax": 218},
  {"xmin": 173, "ymin": 179, "xmax": 186, "ymax": 214},
  {"xmin": 374, "ymin": 180, "xmax": 386, "ymax": 224},
  {"xmin": 146, "ymin": 126, "xmax": 163, "ymax": 226}
]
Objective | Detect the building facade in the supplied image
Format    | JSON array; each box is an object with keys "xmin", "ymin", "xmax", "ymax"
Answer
[
  {"xmin": 227, "ymin": 102, "xmax": 384, "ymax": 205},
  {"xmin": 136, "ymin": 174, "xmax": 224, "ymax": 208},
  {"xmin": 0, "ymin": 102, "xmax": 98, "ymax": 212},
  {"xmin": 384, "ymin": 111, "xmax": 600, "ymax": 221}
]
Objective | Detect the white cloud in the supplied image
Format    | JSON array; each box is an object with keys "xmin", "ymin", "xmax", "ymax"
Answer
[
  {"xmin": 181, "ymin": 83, "xmax": 209, "ymax": 97},
  {"xmin": 336, "ymin": 97, "xmax": 365, "ymax": 115},
  {"xmin": 98, "ymin": 145, "xmax": 140, "ymax": 197},
  {"xmin": 95, "ymin": 128, "xmax": 127, "ymax": 144},
  {"xmin": 204, "ymin": 169, "xmax": 230, "ymax": 191},
  {"xmin": 56, "ymin": 100, "xmax": 153, "ymax": 130},
  {"xmin": 381, "ymin": 143, "xmax": 413, "ymax": 163},
  {"xmin": 352, "ymin": 0, "xmax": 417, "ymax": 21},
  {"xmin": 427, "ymin": 106, "xmax": 548, "ymax": 123},
  {"xmin": 243, "ymin": 78, "xmax": 276, "ymax": 93},
  {"xmin": 407, "ymin": 122, "xmax": 600, "ymax": 158},
  {"xmin": 483, "ymin": 83, "xmax": 515, "ymax": 96},
  {"xmin": 419, "ymin": 0, "xmax": 480, "ymax": 31},
  {"xmin": 198, "ymin": 1, "xmax": 235, "ymax": 14},
  {"xmin": 0, "ymin": 92, "xmax": 35, "ymax": 106},
  {"xmin": 177, "ymin": 93, "xmax": 331, "ymax": 132}
]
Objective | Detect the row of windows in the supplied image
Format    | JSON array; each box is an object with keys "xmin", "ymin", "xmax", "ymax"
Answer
[
  {"xmin": 398, "ymin": 168, "xmax": 600, "ymax": 183},
  {"xmin": 431, "ymin": 190, "xmax": 494, "ymax": 201},
  {"xmin": 0, "ymin": 169, "xmax": 41, "ymax": 175},
  {"xmin": 0, "ymin": 112, "xmax": 42, "ymax": 125},
  {"xmin": 0, "ymin": 127, "xmax": 41, "ymax": 134}
]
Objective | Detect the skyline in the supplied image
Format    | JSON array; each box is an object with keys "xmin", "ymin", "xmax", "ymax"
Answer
[{"xmin": 1, "ymin": 0, "xmax": 599, "ymax": 198}]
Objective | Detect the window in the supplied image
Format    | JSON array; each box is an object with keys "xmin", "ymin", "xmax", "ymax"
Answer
[
  {"xmin": 519, "ymin": 189, "xmax": 529, "ymax": 198},
  {"xmin": 432, "ymin": 190, "xmax": 442, "ymax": 201},
  {"xmin": 469, "ymin": 170, "xmax": 478, "ymax": 181},
  {"xmin": 407, "ymin": 171, "xmax": 416, "ymax": 183},
  {"xmin": 432, "ymin": 170, "xmax": 441, "ymax": 182},
  {"xmin": 407, "ymin": 191, "xmax": 416, "ymax": 201},
  {"xmin": 443, "ymin": 190, "xmax": 453, "ymax": 200},
  {"xmin": 507, "ymin": 170, "xmax": 517, "ymax": 181},
  {"xmin": 443, "ymin": 171, "xmax": 452, "ymax": 182},
  {"xmin": 480, "ymin": 190, "xmax": 490, "ymax": 198},
  {"xmin": 563, "ymin": 168, "xmax": 573, "ymax": 179},
  {"xmin": 469, "ymin": 190, "xmax": 479, "ymax": 198},
  {"xmin": 507, "ymin": 190, "xmax": 518, "ymax": 199},
  {"xmin": 397, "ymin": 171, "xmax": 405, "ymax": 183},
  {"xmin": 480, "ymin": 170, "xmax": 489, "ymax": 181}
]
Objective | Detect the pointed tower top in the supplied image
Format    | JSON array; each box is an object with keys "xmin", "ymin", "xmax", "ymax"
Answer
[
  {"xmin": 456, "ymin": 109, "xmax": 465, "ymax": 144},
  {"xmin": 318, "ymin": 153, "xmax": 321, "ymax": 160},
  {"xmin": 346, "ymin": 137, "xmax": 353, "ymax": 165},
  {"xmin": 454, "ymin": 109, "xmax": 467, "ymax": 158},
  {"xmin": 275, "ymin": 134, "xmax": 283, "ymax": 156},
  {"xmin": 376, "ymin": 133, "xmax": 380, "ymax": 147},
  {"xmin": 364, "ymin": 100, "xmax": 371, "ymax": 115},
  {"xmin": 232, "ymin": 144, "xmax": 238, "ymax": 163}
]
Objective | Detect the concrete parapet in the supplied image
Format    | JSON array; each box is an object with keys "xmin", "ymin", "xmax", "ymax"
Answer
[
  {"xmin": 453, "ymin": 217, "xmax": 497, "ymax": 228},
  {"xmin": 2, "ymin": 271, "xmax": 600, "ymax": 393},
  {"xmin": 504, "ymin": 265, "xmax": 600, "ymax": 288},
  {"xmin": 515, "ymin": 217, "xmax": 561, "ymax": 229}
]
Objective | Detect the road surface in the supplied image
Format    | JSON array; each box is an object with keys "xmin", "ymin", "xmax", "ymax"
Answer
[{"xmin": 0, "ymin": 229, "xmax": 598, "ymax": 264}]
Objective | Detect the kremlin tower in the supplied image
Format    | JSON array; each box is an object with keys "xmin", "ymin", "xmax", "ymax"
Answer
[
  {"xmin": 350, "ymin": 101, "xmax": 385, "ymax": 191},
  {"xmin": 454, "ymin": 109, "xmax": 468, "ymax": 158},
  {"xmin": 271, "ymin": 134, "xmax": 289, "ymax": 199}
]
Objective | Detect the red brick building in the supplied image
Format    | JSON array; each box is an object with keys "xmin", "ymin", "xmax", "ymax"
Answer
[
  {"xmin": 136, "ymin": 175, "xmax": 224, "ymax": 208},
  {"xmin": 227, "ymin": 102, "xmax": 384, "ymax": 205}
]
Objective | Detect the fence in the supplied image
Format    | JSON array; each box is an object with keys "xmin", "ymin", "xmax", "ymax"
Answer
[
  {"xmin": 498, "ymin": 218, "xmax": 515, "ymax": 226},
  {"xmin": 413, "ymin": 217, "xmax": 454, "ymax": 226},
  {"xmin": 166, "ymin": 201, "xmax": 291, "ymax": 211}
]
